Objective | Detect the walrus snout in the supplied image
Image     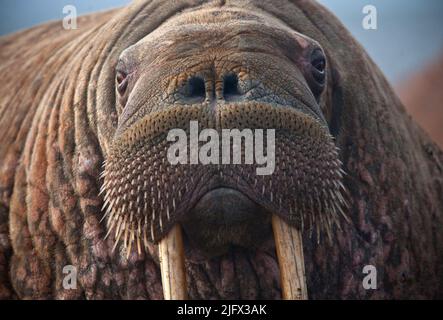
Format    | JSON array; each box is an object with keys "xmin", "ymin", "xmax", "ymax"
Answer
[{"xmin": 102, "ymin": 103, "xmax": 347, "ymax": 246}]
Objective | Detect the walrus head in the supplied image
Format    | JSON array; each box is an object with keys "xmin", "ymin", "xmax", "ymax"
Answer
[
  {"xmin": 100, "ymin": 6, "xmax": 348, "ymax": 298},
  {"xmin": 98, "ymin": 8, "xmax": 354, "ymax": 300},
  {"xmin": 3, "ymin": 0, "xmax": 443, "ymax": 300}
]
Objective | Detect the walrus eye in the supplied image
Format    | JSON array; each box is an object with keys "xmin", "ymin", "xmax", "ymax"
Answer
[
  {"xmin": 310, "ymin": 48, "xmax": 326, "ymax": 85},
  {"xmin": 116, "ymin": 70, "xmax": 128, "ymax": 95}
]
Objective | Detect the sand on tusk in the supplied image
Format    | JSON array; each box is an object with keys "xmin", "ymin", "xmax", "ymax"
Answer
[
  {"xmin": 272, "ymin": 214, "xmax": 308, "ymax": 300},
  {"xmin": 158, "ymin": 224, "xmax": 188, "ymax": 299}
]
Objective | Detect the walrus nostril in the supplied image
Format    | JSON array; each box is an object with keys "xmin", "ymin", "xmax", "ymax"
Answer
[
  {"xmin": 223, "ymin": 74, "xmax": 240, "ymax": 99},
  {"xmin": 186, "ymin": 76, "xmax": 206, "ymax": 99}
]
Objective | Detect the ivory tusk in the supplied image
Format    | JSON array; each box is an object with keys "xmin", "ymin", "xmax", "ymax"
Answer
[
  {"xmin": 272, "ymin": 214, "xmax": 308, "ymax": 300},
  {"xmin": 158, "ymin": 224, "xmax": 188, "ymax": 299}
]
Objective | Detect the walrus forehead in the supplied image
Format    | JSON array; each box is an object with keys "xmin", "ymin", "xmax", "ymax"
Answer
[{"xmin": 122, "ymin": 6, "xmax": 316, "ymax": 63}]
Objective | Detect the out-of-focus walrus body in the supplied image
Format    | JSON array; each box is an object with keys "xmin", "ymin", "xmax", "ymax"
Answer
[{"xmin": 0, "ymin": 0, "xmax": 442, "ymax": 299}]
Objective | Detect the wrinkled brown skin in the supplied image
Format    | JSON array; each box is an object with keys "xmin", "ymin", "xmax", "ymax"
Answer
[{"xmin": 0, "ymin": 0, "xmax": 443, "ymax": 299}]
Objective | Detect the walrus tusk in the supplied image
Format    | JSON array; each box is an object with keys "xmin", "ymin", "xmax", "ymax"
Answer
[
  {"xmin": 158, "ymin": 217, "xmax": 307, "ymax": 300},
  {"xmin": 272, "ymin": 214, "xmax": 308, "ymax": 300},
  {"xmin": 158, "ymin": 224, "xmax": 188, "ymax": 299}
]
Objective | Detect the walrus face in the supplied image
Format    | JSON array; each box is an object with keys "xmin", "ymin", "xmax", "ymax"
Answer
[{"xmin": 102, "ymin": 8, "xmax": 346, "ymax": 261}]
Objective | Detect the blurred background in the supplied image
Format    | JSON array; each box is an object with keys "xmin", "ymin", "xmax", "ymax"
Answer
[{"xmin": 1, "ymin": 0, "xmax": 442, "ymax": 146}]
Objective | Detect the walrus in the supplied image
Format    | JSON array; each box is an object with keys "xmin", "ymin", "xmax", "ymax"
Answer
[{"xmin": 0, "ymin": 0, "xmax": 442, "ymax": 299}]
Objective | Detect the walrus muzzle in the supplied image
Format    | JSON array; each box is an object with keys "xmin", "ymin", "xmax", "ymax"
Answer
[{"xmin": 101, "ymin": 101, "xmax": 347, "ymax": 299}]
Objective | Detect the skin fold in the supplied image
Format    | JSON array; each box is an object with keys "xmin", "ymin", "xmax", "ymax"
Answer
[{"xmin": 0, "ymin": 0, "xmax": 442, "ymax": 299}]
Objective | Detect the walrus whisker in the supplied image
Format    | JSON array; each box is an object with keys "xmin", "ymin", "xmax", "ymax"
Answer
[
  {"xmin": 98, "ymin": 185, "xmax": 106, "ymax": 196},
  {"xmin": 101, "ymin": 198, "xmax": 110, "ymax": 211},
  {"xmin": 127, "ymin": 229, "xmax": 133, "ymax": 259},
  {"xmin": 123, "ymin": 216, "xmax": 129, "ymax": 248},
  {"xmin": 137, "ymin": 219, "xmax": 142, "ymax": 255},
  {"xmin": 104, "ymin": 224, "xmax": 114, "ymax": 240},
  {"xmin": 143, "ymin": 227, "xmax": 149, "ymax": 249},
  {"xmin": 150, "ymin": 223, "xmax": 155, "ymax": 241},
  {"xmin": 104, "ymin": 217, "xmax": 117, "ymax": 240},
  {"xmin": 100, "ymin": 206, "xmax": 111, "ymax": 223},
  {"xmin": 112, "ymin": 224, "xmax": 123, "ymax": 253}
]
